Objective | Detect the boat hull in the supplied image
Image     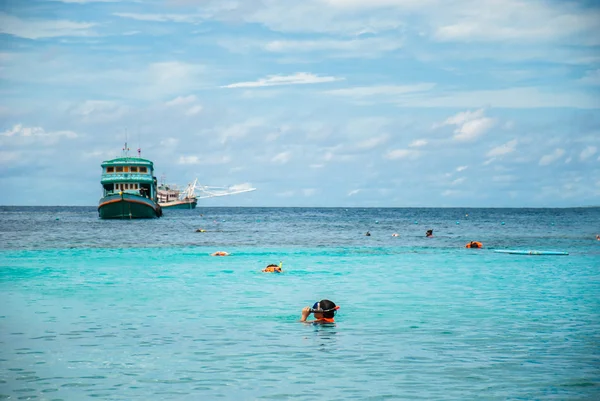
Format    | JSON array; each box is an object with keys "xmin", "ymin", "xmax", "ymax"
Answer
[
  {"xmin": 159, "ymin": 198, "xmax": 197, "ymax": 210},
  {"xmin": 98, "ymin": 193, "xmax": 162, "ymax": 219}
]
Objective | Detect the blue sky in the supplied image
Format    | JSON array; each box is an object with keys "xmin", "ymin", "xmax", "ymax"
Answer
[{"xmin": 0, "ymin": 0, "xmax": 599, "ymax": 207}]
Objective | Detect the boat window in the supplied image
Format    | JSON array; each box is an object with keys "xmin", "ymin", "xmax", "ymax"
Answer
[
  {"xmin": 130, "ymin": 166, "xmax": 138, "ymax": 172},
  {"xmin": 106, "ymin": 167, "xmax": 114, "ymax": 173},
  {"xmin": 124, "ymin": 166, "xmax": 129, "ymax": 172},
  {"xmin": 116, "ymin": 166, "xmax": 123, "ymax": 172},
  {"xmin": 139, "ymin": 167, "xmax": 148, "ymax": 173},
  {"xmin": 126, "ymin": 184, "xmax": 130, "ymax": 189}
]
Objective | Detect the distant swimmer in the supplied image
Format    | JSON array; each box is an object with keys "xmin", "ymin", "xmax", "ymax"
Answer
[
  {"xmin": 597, "ymin": 234, "xmax": 600, "ymax": 241},
  {"xmin": 392, "ymin": 233, "xmax": 399, "ymax": 237},
  {"xmin": 465, "ymin": 241, "xmax": 483, "ymax": 248},
  {"xmin": 426, "ymin": 229, "xmax": 434, "ymax": 237},
  {"xmin": 263, "ymin": 262, "xmax": 283, "ymax": 273},
  {"xmin": 211, "ymin": 251, "xmax": 229, "ymax": 256},
  {"xmin": 195, "ymin": 228, "xmax": 206, "ymax": 232},
  {"xmin": 365, "ymin": 231, "xmax": 371, "ymax": 236},
  {"xmin": 300, "ymin": 299, "xmax": 339, "ymax": 324}
]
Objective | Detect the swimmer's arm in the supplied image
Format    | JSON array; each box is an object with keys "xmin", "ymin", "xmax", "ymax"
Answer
[{"xmin": 299, "ymin": 306, "xmax": 311, "ymax": 322}]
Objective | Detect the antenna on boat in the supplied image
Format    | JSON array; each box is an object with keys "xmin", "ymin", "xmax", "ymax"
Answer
[
  {"xmin": 122, "ymin": 128, "xmax": 130, "ymax": 157},
  {"xmin": 137, "ymin": 126, "xmax": 141, "ymax": 158}
]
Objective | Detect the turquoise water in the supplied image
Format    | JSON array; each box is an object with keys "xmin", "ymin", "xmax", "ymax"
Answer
[{"xmin": 1, "ymin": 207, "xmax": 599, "ymax": 400}]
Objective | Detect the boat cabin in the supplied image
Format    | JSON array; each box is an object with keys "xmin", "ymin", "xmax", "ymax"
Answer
[{"xmin": 100, "ymin": 157, "xmax": 157, "ymax": 200}]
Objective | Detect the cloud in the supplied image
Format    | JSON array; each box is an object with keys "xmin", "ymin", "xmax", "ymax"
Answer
[
  {"xmin": 1, "ymin": 124, "xmax": 78, "ymax": 146},
  {"xmin": 579, "ymin": 69, "xmax": 600, "ymax": 86},
  {"xmin": 178, "ymin": 154, "xmax": 231, "ymax": 165},
  {"xmin": 113, "ymin": 13, "xmax": 201, "ymax": 23},
  {"xmin": 262, "ymin": 37, "xmax": 403, "ymax": 56},
  {"xmin": 437, "ymin": 108, "xmax": 495, "ymax": 141},
  {"xmin": 348, "ymin": 189, "xmax": 361, "ymax": 196},
  {"xmin": 487, "ymin": 139, "xmax": 517, "ymax": 157},
  {"xmin": 0, "ymin": 13, "xmax": 96, "ymax": 39},
  {"xmin": 302, "ymin": 188, "xmax": 316, "ymax": 196},
  {"xmin": 271, "ymin": 151, "xmax": 292, "ymax": 164},
  {"xmin": 409, "ymin": 139, "xmax": 427, "ymax": 148},
  {"xmin": 451, "ymin": 177, "xmax": 465, "ymax": 185},
  {"xmin": 229, "ymin": 182, "xmax": 255, "ymax": 192},
  {"xmin": 385, "ymin": 149, "xmax": 419, "ymax": 160},
  {"xmin": 326, "ymin": 83, "xmax": 435, "ymax": 98},
  {"xmin": 222, "ymin": 72, "xmax": 343, "ymax": 88},
  {"xmin": 456, "ymin": 165, "xmax": 468, "ymax": 172},
  {"xmin": 539, "ymin": 148, "xmax": 565, "ymax": 166},
  {"xmin": 355, "ymin": 134, "xmax": 389, "ymax": 150},
  {"xmin": 432, "ymin": 1, "xmax": 600, "ymax": 44},
  {"xmin": 580, "ymin": 146, "xmax": 597, "ymax": 161},
  {"xmin": 165, "ymin": 95, "xmax": 198, "ymax": 107},
  {"xmin": 70, "ymin": 100, "xmax": 129, "ymax": 122}
]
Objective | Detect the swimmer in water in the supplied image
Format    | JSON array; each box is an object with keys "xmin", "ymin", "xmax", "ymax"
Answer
[
  {"xmin": 300, "ymin": 299, "xmax": 339, "ymax": 324},
  {"xmin": 426, "ymin": 229, "xmax": 433, "ymax": 237},
  {"xmin": 365, "ymin": 231, "xmax": 371, "ymax": 236},
  {"xmin": 392, "ymin": 233, "xmax": 399, "ymax": 237},
  {"xmin": 211, "ymin": 251, "xmax": 229, "ymax": 256},
  {"xmin": 597, "ymin": 234, "xmax": 600, "ymax": 241},
  {"xmin": 465, "ymin": 241, "xmax": 483, "ymax": 248},
  {"xmin": 195, "ymin": 228, "xmax": 206, "ymax": 232},
  {"xmin": 262, "ymin": 262, "xmax": 283, "ymax": 273}
]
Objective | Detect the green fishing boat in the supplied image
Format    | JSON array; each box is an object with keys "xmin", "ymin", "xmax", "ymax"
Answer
[{"xmin": 98, "ymin": 147, "xmax": 162, "ymax": 219}]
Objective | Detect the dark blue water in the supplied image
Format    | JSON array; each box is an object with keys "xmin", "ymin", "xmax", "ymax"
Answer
[{"xmin": 1, "ymin": 207, "xmax": 599, "ymax": 400}]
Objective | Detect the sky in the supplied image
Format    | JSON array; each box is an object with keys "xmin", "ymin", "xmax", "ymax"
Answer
[{"xmin": 0, "ymin": 0, "xmax": 599, "ymax": 207}]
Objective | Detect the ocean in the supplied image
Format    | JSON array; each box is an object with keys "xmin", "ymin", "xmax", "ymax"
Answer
[{"xmin": 1, "ymin": 206, "xmax": 599, "ymax": 400}]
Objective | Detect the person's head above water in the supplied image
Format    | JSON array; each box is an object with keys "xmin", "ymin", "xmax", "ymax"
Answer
[
  {"xmin": 426, "ymin": 229, "xmax": 433, "ymax": 237},
  {"xmin": 300, "ymin": 299, "xmax": 339, "ymax": 323}
]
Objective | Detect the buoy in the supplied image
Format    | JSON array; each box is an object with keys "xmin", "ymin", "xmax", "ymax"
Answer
[
  {"xmin": 456, "ymin": 221, "xmax": 460, "ymax": 224},
  {"xmin": 414, "ymin": 221, "xmax": 418, "ymax": 224},
  {"xmin": 501, "ymin": 222, "xmax": 505, "ymax": 225},
  {"xmin": 375, "ymin": 220, "xmax": 379, "ymax": 224}
]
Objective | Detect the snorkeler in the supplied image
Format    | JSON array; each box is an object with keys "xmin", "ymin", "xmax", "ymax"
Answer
[
  {"xmin": 195, "ymin": 228, "xmax": 206, "ymax": 232},
  {"xmin": 465, "ymin": 241, "xmax": 483, "ymax": 248},
  {"xmin": 365, "ymin": 231, "xmax": 371, "ymax": 236},
  {"xmin": 426, "ymin": 229, "xmax": 434, "ymax": 237},
  {"xmin": 211, "ymin": 251, "xmax": 229, "ymax": 256},
  {"xmin": 300, "ymin": 299, "xmax": 339, "ymax": 324},
  {"xmin": 262, "ymin": 261, "xmax": 283, "ymax": 273}
]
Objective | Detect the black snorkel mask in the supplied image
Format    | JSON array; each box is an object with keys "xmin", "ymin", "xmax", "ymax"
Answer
[{"xmin": 309, "ymin": 302, "xmax": 341, "ymax": 315}]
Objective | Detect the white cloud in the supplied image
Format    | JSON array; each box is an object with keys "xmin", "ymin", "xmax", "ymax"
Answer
[
  {"xmin": 262, "ymin": 37, "xmax": 403, "ymax": 55},
  {"xmin": 326, "ymin": 83, "xmax": 435, "ymax": 98},
  {"xmin": 580, "ymin": 69, "xmax": 600, "ymax": 86},
  {"xmin": 0, "ymin": 124, "xmax": 77, "ymax": 146},
  {"xmin": 437, "ymin": 108, "xmax": 495, "ymax": 141},
  {"xmin": 229, "ymin": 182, "xmax": 255, "ymax": 192},
  {"xmin": 398, "ymin": 87, "xmax": 600, "ymax": 109},
  {"xmin": 456, "ymin": 165, "xmax": 468, "ymax": 172},
  {"xmin": 487, "ymin": 139, "xmax": 517, "ymax": 157},
  {"xmin": 348, "ymin": 189, "xmax": 361, "ymax": 196},
  {"xmin": 385, "ymin": 149, "xmax": 419, "ymax": 160},
  {"xmin": 451, "ymin": 177, "xmax": 465, "ymax": 185},
  {"xmin": 185, "ymin": 105, "xmax": 203, "ymax": 115},
  {"xmin": 355, "ymin": 134, "xmax": 389, "ymax": 150},
  {"xmin": 580, "ymin": 146, "xmax": 597, "ymax": 160},
  {"xmin": 409, "ymin": 139, "xmax": 428, "ymax": 148},
  {"xmin": 178, "ymin": 154, "xmax": 231, "ymax": 165},
  {"xmin": 0, "ymin": 151, "xmax": 20, "ymax": 165},
  {"xmin": 272, "ymin": 151, "xmax": 292, "ymax": 164},
  {"xmin": 222, "ymin": 73, "xmax": 342, "ymax": 88},
  {"xmin": 70, "ymin": 100, "xmax": 128, "ymax": 122},
  {"xmin": 113, "ymin": 13, "xmax": 201, "ymax": 23},
  {"xmin": 165, "ymin": 95, "xmax": 198, "ymax": 107},
  {"xmin": 539, "ymin": 148, "xmax": 565, "ymax": 166},
  {"xmin": 310, "ymin": 163, "xmax": 325, "ymax": 168},
  {"xmin": 0, "ymin": 12, "xmax": 96, "ymax": 39},
  {"xmin": 302, "ymin": 188, "xmax": 316, "ymax": 196}
]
